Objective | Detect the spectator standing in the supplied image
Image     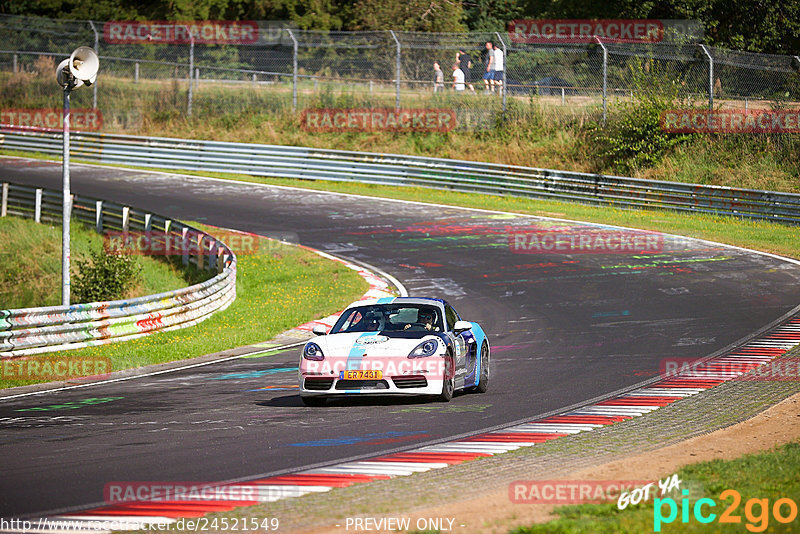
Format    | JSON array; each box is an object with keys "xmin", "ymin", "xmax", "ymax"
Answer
[
  {"xmin": 433, "ymin": 61, "xmax": 444, "ymax": 93},
  {"xmin": 452, "ymin": 63, "xmax": 465, "ymax": 91},
  {"xmin": 483, "ymin": 41, "xmax": 495, "ymax": 93},
  {"xmin": 492, "ymin": 43, "xmax": 504, "ymax": 94},
  {"xmin": 456, "ymin": 49, "xmax": 476, "ymax": 93}
]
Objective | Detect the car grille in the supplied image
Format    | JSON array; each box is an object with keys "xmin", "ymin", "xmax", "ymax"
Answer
[
  {"xmin": 391, "ymin": 375, "xmax": 428, "ymax": 388},
  {"xmin": 304, "ymin": 377, "xmax": 334, "ymax": 391},
  {"xmin": 335, "ymin": 380, "xmax": 390, "ymax": 390}
]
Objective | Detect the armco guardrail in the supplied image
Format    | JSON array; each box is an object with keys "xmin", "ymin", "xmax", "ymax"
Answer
[
  {"xmin": 0, "ymin": 181, "xmax": 236, "ymax": 357},
  {"xmin": 2, "ymin": 128, "xmax": 800, "ymax": 224}
]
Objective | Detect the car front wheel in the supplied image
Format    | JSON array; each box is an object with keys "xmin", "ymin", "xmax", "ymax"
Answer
[{"xmin": 437, "ymin": 352, "xmax": 455, "ymax": 402}]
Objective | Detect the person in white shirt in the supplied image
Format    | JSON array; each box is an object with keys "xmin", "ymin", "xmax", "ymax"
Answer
[
  {"xmin": 452, "ymin": 63, "xmax": 465, "ymax": 91},
  {"xmin": 492, "ymin": 44, "xmax": 504, "ymax": 93}
]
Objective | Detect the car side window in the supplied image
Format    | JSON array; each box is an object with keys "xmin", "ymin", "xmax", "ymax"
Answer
[{"xmin": 445, "ymin": 306, "xmax": 458, "ymax": 331}]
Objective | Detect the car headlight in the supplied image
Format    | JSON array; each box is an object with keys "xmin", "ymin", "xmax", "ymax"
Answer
[
  {"xmin": 408, "ymin": 339, "xmax": 439, "ymax": 358},
  {"xmin": 303, "ymin": 342, "xmax": 324, "ymax": 361}
]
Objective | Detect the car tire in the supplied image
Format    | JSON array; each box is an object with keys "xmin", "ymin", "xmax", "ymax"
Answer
[
  {"xmin": 437, "ymin": 351, "xmax": 454, "ymax": 402},
  {"xmin": 474, "ymin": 340, "xmax": 489, "ymax": 393},
  {"xmin": 301, "ymin": 396, "xmax": 327, "ymax": 407}
]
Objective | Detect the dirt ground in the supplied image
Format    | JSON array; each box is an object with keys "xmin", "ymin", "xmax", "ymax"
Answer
[{"xmin": 300, "ymin": 391, "xmax": 800, "ymax": 534}]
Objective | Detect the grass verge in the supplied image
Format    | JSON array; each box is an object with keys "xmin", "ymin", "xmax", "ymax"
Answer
[
  {"xmin": 2, "ymin": 71, "xmax": 798, "ymax": 192},
  {"xmin": 0, "ymin": 228, "xmax": 369, "ymax": 389},
  {"xmin": 512, "ymin": 440, "xmax": 800, "ymax": 533},
  {"xmin": 0, "ymin": 215, "xmax": 198, "ymax": 309}
]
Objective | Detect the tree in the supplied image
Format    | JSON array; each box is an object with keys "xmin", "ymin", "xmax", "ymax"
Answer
[{"xmin": 349, "ymin": 0, "xmax": 467, "ymax": 32}]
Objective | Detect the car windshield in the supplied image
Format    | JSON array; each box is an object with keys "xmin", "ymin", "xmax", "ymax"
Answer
[{"xmin": 330, "ymin": 304, "xmax": 444, "ymax": 334}]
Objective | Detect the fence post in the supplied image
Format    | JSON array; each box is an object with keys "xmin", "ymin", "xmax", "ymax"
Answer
[
  {"xmin": 134, "ymin": 62, "xmax": 139, "ymax": 83},
  {"xmin": 34, "ymin": 188, "xmax": 42, "ymax": 223},
  {"xmin": 89, "ymin": 21, "xmax": 99, "ymax": 109},
  {"xmin": 164, "ymin": 219, "xmax": 172, "ymax": 256},
  {"xmin": 1, "ymin": 183, "xmax": 7, "ymax": 217},
  {"xmin": 95, "ymin": 200, "xmax": 103, "ymax": 233},
  {"xmin": 122, "ymin": 206, "xmax": 130, "ymax": 235},
  {"xmin": 209, "ymin": 238, "xmax": 217, "ymax": 271},
  {"xmin": 699, "ymin": 44, "xmax": 713, "ymax": 110},
  {"xmin": 12, "ymin": 54, "xmax": 17, "ymax": 73},
  {"xmin": 181, "ymin": 227, "xmax": 189, "ymax": 265},
  {"xmin": 187, "ymin": 29, "xmax": 195, "ymax": 117},
  {"xmin": 195, "ymin": 68, "xmax": 200, "ymax": 91},
  {"xmin": 287, "ymin": 29, "xmax": 298, "ymax": 112},
  {"xmin": 389, "ymin": 30, "xmax": 401, "ymax": 111},
  {"xmin": 595, "ymin": 37, "xmax": 608, "ymax": 126},
  {"xmin": 196, "ymin": 233, "xmax": 205, "ymax": 270},
  {"xmin": 495, "ymin": 32, "xmax": 507, "ymax": 114}
]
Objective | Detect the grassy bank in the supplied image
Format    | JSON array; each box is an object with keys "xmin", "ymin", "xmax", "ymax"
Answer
[
  {"xmin": 512, "ymin": 439, "xmax": 800, "ymax": 533},
  {"xmin": 0, "ymin": 215, "xmax": 198, "ymax": 309},
  {"xmin": 0, "ymin": 229, "xmax": 369, "ymax": 389},
  {"xmin": 3, "ymin": 70, "xmax": 798, "ymax": 193}
]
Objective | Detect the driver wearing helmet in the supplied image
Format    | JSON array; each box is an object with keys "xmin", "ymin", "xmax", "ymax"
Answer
[{"xmin": 405, "ymin": 309, "xmax": 436, "ymax": 331}]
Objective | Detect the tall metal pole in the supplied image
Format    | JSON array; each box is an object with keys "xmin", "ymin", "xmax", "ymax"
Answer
[
  {"xmin": 389, "ymin": 31, "xmax": 400, "ymax": 111},
  {"xmin": 287, "ymin": 29, "xmax": 298, "ymax": 112},
  {"xmin": 187, "ymin": 28, "xmax": 195, "ymax": 117},
  {"xmin": 62, "ymin": 87, "xmax": 71, "ymax": 305},
  {"xmin": 594, "ymin": 37, "xmax": 608, "ymax": 126},
  {"xmin": 89, "ymin": 21, "xmax": 99, "ymax": 109},
  {"xmin": 699, "ymin": 44, "xmax": 713, "ymax": 110}
]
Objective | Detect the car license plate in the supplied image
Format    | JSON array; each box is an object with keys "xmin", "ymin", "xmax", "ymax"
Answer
[{"xmin": 339, "ymin": 370, "xmax": 382, "ymax": 380}]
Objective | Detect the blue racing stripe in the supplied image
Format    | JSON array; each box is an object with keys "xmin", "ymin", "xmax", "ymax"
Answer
[{"xmin": 343, "ymin": 332, "xmax": 381, "ymax": 392}]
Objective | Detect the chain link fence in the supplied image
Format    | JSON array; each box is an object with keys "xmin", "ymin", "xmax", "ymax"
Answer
[{"xmin": 1, "ymin": 14, "xmax": 799, "ymax": 131}]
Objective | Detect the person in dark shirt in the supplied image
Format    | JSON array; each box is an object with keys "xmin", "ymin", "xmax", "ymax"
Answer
[{"xmin": 456, "ymin": 49, "xmax": 476, "ymax": 93}]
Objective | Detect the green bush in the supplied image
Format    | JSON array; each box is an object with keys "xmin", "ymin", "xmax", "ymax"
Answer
[
  {"xmin": 592, "ymin": 59, "xmax": 695, "ymax": 173},
  {"xmin": 72, "ymin": 247, "xmax": 142, "ymax": 303}
]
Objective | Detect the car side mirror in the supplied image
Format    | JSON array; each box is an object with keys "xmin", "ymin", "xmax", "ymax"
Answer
[
  {"xmin": 312, "ymin": 325, "xmax": 328, "ymax": 336},
  {"xmin": 453, "ymin": 320, "xmax": 471, "ymax": 333}
]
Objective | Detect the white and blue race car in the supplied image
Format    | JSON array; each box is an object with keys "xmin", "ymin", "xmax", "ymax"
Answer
[{"xmin": 298, "ymin": 297, "xmax": 489, "ymax": 406}]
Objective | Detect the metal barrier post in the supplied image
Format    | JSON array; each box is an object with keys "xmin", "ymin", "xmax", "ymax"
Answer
[
  {"xmin": 164, "ymin": 219, "xmax": 172, "ymax": 256},
  {"xmin": 1, "ymin": 183, "xmax": 8, "ymax": 217},
  {"xmin": 34, "ymin": 188, "xmax": 42, "ymax": 223},
  {"xmin": 134, "ymin": 62, "xmax": 139, "ymax": 83},
  {"xmin": 181, "ymin": 226, "xmax": 189, "ymax": 265},
  {"xmin": 209, "ymin": 238, "xmax": 218, "ymax": 271},
  {"xmin": 699, "ymin": 44, "xmax": 713, "ymax": 110},
  {"xmin": 287, "ymin": 29, "xmax": 298, "ymax": 112},
  {"xmin": 389, "ymin": 30, "xmax": 401, "ymax": 111},
  {"xmin": 196, "ymin": 233, "xmax": 205, "ymax": 270},
  {"xmin": 95, "ymin": 200, "xmax": 103, "ymax": 233},
  {"xmin": 122, "ymin": 205, "xmax": 130, "ymax": 234}
]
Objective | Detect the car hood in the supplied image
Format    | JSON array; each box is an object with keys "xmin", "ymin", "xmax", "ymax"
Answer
[{"xmin": 315, "ymin": 331, "xmax": 443, "ymax": 358}]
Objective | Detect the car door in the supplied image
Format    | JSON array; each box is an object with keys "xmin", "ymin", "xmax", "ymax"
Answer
[{"xmin": 445, "ymin": 304, "xmax": 469, "ymax": 386}]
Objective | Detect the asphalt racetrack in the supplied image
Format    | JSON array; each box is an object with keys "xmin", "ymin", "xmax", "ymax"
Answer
[{"xmin": 2, "ymin": 157, "xmax": 800, "ymax": 518}]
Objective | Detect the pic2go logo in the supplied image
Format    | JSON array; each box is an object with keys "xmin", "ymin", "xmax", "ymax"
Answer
[{"xmin": 654, "ymin": 489, "xmax": 798, "ymax": 532}]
